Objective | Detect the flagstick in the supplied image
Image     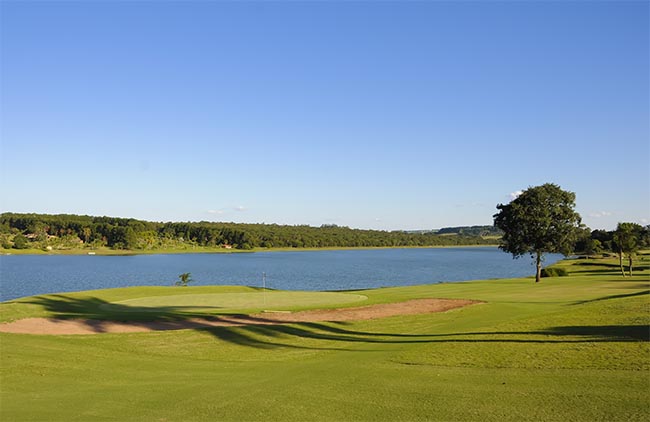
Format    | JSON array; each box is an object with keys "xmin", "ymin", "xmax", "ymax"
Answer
[{"xmin": 262, "ymin": 272, "xmax": 266, "ymax": 306}]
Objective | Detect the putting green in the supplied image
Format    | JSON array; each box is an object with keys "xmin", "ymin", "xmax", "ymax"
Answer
[{"xmin": 102, "ymin": 291, "xmax": 368, "ymax": 313}]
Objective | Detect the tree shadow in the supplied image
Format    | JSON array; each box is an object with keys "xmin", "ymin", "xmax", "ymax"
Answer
[
  {"xmin": 570, "ymin": 262, "xmax": 620, "ymax": 268},
  {"xmin": 541, "ymin": 325, "xmax": 649, "ymax": 341},
  {"xmin": 200, "ymin": 324, "xmax": 382, "ymax": 352},
  {"xmin": 10, "ymin": 294, "xmax": 649, "ymax": 348},
  {"xmin": 572, "ymin": 290, "xmax": 649, "ymax": 305},
  {"xmin": 20, "ymin": 294, "xmax": 216, "ymax": 321},
  {"xmin": 609, "ymin": 283, "xmax": 650, "ymax": 290},
  {"xmin": 193, "ymin": 322, "xmax": 649, "ymax": 350},
  {"xmin": 566, "ymin": 260, "xmax": 650, "ymax": 276}
]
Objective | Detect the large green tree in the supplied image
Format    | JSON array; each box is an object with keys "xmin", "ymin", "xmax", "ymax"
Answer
[
  {"xmin": 612, "ymin": 222, "xmax": 643, "ymax": 277},
  {"xmin": 493, "ymin": 183, "xmax": 582, "ymax": 283}
]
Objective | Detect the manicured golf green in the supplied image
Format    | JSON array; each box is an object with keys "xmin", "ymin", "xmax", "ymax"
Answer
[
  {"xmin": 1, "ymin": 254, "xmax": 648, "ymax": 421},
  {"xmin": 102, "ymin": 291, "xmax": 368, "ymax": 313}
]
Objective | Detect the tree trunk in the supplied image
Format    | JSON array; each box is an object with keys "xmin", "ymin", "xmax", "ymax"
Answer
[
  {"xmin": 628, "ymin": 255, "xmax": 633, "ymax": 277},
  {"xmin": 618, "ymin": 249, "xmax": 626, "ymax": 277},
  {"xmin": 535, "ymin": 252, "xmax": 542, "ymax": 283}
]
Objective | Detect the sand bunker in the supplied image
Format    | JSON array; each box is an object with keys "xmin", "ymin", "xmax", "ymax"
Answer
[{"xmin": 0, "ymin": 298, "xmax": 479, "ymax": 335}]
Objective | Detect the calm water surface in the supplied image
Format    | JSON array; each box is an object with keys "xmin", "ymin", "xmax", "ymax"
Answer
[{"xmin": 0, "ymin": 248, "xmax": 562, "ymax": 301}]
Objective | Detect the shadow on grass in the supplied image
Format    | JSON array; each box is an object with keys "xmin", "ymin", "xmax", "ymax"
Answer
[
  {"xmin": 9, "ymin": 294, "xmax": 649, "ymax": 349},
  {"xmin": 178, "ymin": 322, "xmax": 650, "ymax": 350},
  {"xmin": 20, "ymin": 294, "xmax": 219, "ymax": 321},
  {"xmin": 573, "ymin": 290, "xmax": 650, "ymax": 305},
  {"xmin": 567, "ymin": 269, "xmax": 650, "ymax": 276},
  {"xmin": 570, "ymin": 262, "xmax": 620, "ymax": 269},
  {"xmin": 564, "ymin": 259, "xmax": 650, "ymax": 277},
  {"xmin": 543, "ymin": 325, "xmax": 649, "ymax": 341}
]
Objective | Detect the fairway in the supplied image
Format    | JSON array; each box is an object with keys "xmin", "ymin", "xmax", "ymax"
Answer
[
  {"xmin": 1, "ymin": 254, "xmax": 649, "ymax": 421},
  {"xmin": 101, "ymin": 291, "xmax": 368, "ymax": 313}
]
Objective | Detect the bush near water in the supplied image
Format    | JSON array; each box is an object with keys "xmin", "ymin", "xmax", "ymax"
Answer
[{"xmin": 541, "ymin": 267, "xmax": 569, "ymax": 277}]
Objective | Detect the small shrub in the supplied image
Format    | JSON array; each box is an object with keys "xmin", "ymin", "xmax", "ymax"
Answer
[
  {"xmin": 175, "ymin": 272, "xmax": 193, "ymax": 287},
  {"xmin": 541, "ymin": 267, "xmax": 568, "ymax": 278}
]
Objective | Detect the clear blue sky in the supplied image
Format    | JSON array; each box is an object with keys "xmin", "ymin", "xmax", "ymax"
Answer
[{"xmin": 1, "ymin": 0, "xmax": 648, "ymax": 231}]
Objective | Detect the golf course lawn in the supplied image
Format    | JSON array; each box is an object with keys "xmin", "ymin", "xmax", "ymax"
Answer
[
  {"xmin": 101, "ymin": 291, "xmax": 369, "ymax": 314},
  {"xmin": 0, "ymin": 255, "xmax": 648, "ymax": 421}
]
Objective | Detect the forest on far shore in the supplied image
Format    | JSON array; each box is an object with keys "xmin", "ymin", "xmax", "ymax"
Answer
[{"xmin": 0, "ymin": 213, "xmax": 499, "ymax": 251}]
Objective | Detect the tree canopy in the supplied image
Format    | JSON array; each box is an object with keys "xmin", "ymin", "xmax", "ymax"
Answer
[
  {"xmin": 493, "ymin": 183, "xmax": 582, "ymax": 282},
  {"xmin": 612, "ymin": 222, "xmax": 644, "ymax": 277},
  {"xmin": 0, "ymin": 213, "xmax": 498, "ymax": 251}
]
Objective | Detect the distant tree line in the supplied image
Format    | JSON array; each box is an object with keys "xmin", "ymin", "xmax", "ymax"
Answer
[
  {"xmin": 436, "ymin": 225, "xmax": 504, "ymax": 237},
  {"xmin": 0, "ymin": 213, "xmax": 499, "ymax": 251}
]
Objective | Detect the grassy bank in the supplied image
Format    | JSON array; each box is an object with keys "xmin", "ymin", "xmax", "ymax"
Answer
[
  {"xmin": 0, "ymin": 244, "xmax": 498, "ymax": 256},
  {"xmin": 1, "ymin": 254, "xmax": 648, "ymax": 421}
]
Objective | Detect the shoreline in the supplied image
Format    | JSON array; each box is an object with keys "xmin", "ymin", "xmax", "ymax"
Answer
[{"xmin": 1, "ymin": 244, "xmax": 499, "ymax": 256}]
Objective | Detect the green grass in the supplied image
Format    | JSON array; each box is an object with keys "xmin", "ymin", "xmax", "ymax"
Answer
[
  {"xmin": 103, "ymin": 291, "xmax": 368, "ymax": 313},
  {"xmin": 1, "ymin": 255, "xmax": 648, "ymax": 421}
]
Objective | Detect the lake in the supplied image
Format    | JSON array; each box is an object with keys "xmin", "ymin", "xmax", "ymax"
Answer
[{"xmin": 0, "ymin": 247, "xmax": 562, "ymax": 301}]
